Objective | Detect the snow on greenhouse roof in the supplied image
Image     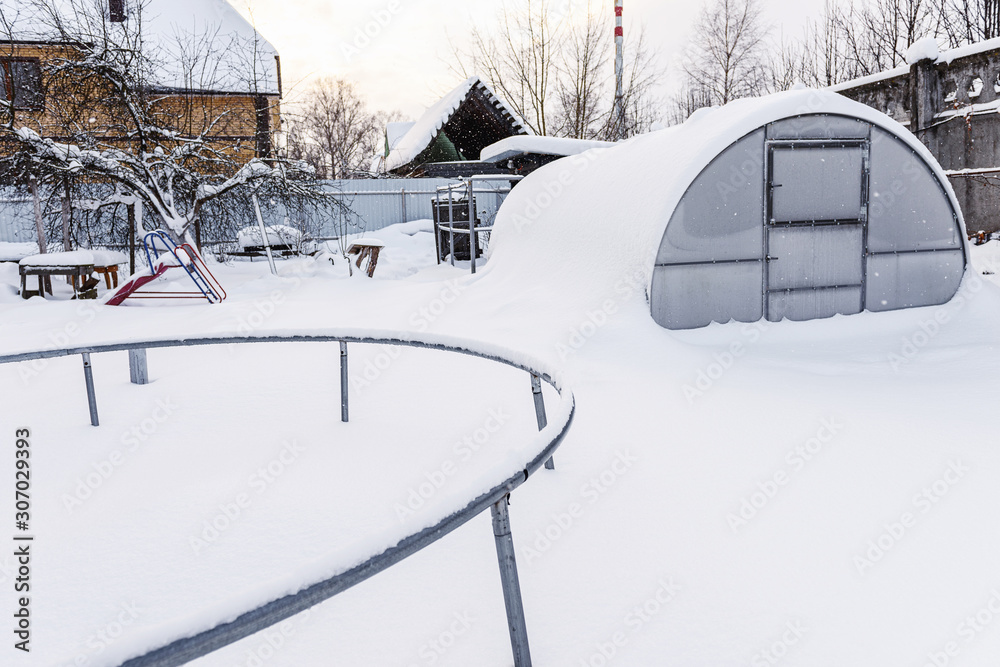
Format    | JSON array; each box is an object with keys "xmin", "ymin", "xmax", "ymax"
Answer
[
  {"xmin": 482, "ymin": 88, "xmax": 964, "ymax": 308},
  {"xmin": 479, "ymin": 135, "xmax": 614, "ymax": 163},
  {"xmin": 0, "ymin": 0, "xmax": 280, "ymax": 95},
  {"xmin": 379, "ymin": 76, "xmax": 531, "ymax": 174}
]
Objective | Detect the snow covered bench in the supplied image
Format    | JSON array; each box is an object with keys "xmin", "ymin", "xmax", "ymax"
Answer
[{"xmin": 230, "ymin": 224, "xmax": 307, "ymax": 259}]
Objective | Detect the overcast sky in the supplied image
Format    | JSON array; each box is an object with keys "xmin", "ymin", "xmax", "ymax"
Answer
[{"xmin": 231, "ymin": 0, "xmax": 827, "ymax": 120}]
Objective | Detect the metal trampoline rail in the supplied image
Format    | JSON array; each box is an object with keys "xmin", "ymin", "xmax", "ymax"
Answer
[{"xmin": 0, "ymin": 333, "xmax": 575, "ymax": 667}]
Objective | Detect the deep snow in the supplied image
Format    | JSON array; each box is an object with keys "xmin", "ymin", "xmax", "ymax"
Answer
[{"xmin": 1, "ymin": 188, "xmax": 1000, "ymax": 665}]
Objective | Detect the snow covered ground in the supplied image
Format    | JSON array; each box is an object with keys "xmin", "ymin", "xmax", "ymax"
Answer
[{"xmin": 2, "ymin": 212, "xmax": 1000, "ymax": 667}]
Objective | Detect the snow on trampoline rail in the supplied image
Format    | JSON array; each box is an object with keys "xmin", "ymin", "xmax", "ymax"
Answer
[{"xmin": 0, "ymin": 333, "xmax": 574, "ymax": 667}]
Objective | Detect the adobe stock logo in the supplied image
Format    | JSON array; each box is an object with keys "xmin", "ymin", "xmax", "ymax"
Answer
[{"xmin": 340, "ymin": 1, "xmax": 404, "ymax": 62}]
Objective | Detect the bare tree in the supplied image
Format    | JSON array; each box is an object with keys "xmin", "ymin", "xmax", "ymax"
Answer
[
  {"xmin": 681, "ymin": 0, "xmax": 770, "ymax": 106},
  {"xmin": 455, "ymin": 0, "xmax": 664, "ymax": 139},
  {"xmin": 0, "ymin": 0, "xmax": 332, "ymax": 244},
  {"xmin": 667, "ymin": 84, "xmax": 713, "ymax": 125},
  {"xmin": 452, "ymin": 0, "xmax": 562, "ymax": 135},
  {"xmin": 287, "ymin": 77, "xmax": 396, "ymax": 179},
  {"xmin": 833, "ymin": 0, "xmax": 942, "ymax": 77},
  {"xmin": 797, "ymin": 2, "xmax": 851, "ymax": 87},
  {"xmin": 942, "ymin": 0, "xmax": 1000, "ymax": 45},
  {"xmin": 553, "ymin": 1, "xmax": 608, "ymax": 139},
  {"xmin": 601, "ymin": 25, "xmax": 664, "ymax": 138}
]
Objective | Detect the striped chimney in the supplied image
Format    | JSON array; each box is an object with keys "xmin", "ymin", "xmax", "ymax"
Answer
[{"xmin": 613, "ymin": 0, "xmax": 624, "ymax": 139}]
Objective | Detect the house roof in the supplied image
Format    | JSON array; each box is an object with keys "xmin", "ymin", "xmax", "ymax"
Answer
[
  {"xmin": 0, "ymin": 0, "xmax": 280, "ymax": 96},
  {"xmin": 376, "ymin": 76, "xmax": 531, "ymax": 175}
]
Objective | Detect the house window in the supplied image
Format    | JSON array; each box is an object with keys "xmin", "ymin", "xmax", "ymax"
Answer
[
  {"xmin": 109, "ymin": 0, "xmax": 126, "ymax": 23},
  {"xmin": 1, "ymin": 59, "xmax": 43, "ymax": 110}
]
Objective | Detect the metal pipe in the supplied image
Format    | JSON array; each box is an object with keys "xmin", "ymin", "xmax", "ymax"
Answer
[
  {"xmin": 469, "ymin": 179, "xmax": 478, "ymax": 275},
  {"xmin": 251, "ymin": 194, "xmax": 278, "ymax": 276},
  {"xmin": 448, "ymin": 189, "xmax": 455, "ymax": 266},
  {"xmin": 613, "ymin": 0, "xmax": 625, "ymax": 140},
  {"xmin": 128, "ymin": 348, "xmax": 149, "ymax": 385},
  {"xmin": 491, "ymin": 496, "xmax": 532, "ymax": 667},
  {"xmin": 531, "ymin": 374, "xmax": 554, "ymax": 470},
  {"xmin": 82, "ymin": 353, "xmax": 99, "ymax": 426},
  {"xmin": 434, "ymin": 191, "xmax": 442, "ymax": 265},
  {"xmin": 340, "ymin": 341, "xmax": 349, "ymax": 423}
]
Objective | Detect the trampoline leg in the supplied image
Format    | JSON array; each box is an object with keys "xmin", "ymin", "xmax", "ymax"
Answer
[
  {"xmin": 129, "ymin": 348, "xmax": 148, "ymax": 385},
  {"xmin": 82, "ymin": 353, "xmax": 99, "ymax": 426},
  {"xmin": 491, "ymin": 496, "xmax": 532, "ymax": 667},
  {"xmin": 530, "ymin": 374, "xmax": 553, "ymax": 470},
  {"xmin": 340, "ymin": 341, "xmax": 349, "ymax": 423}
]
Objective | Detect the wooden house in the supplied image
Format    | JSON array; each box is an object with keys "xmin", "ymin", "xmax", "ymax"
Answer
[{"xmin": 0, "ymin": 0, "xmax": 282, "ymax": 166}]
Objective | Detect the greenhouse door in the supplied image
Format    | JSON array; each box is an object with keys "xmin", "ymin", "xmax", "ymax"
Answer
[{"xmin": 764, "ymin": 141, "xmax": 869, "ymax": 322}]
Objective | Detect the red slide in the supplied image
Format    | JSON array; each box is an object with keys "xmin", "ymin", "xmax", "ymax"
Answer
[{"xmin": 103, "ymin": 262, "xmax": 173, "ymax": 306}]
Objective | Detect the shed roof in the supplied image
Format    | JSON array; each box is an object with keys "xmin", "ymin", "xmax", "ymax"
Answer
[
  {"xmin": 482, "ymin": 88, "xmax": 965, "ymax": 309},
  {"xmin": 480, "ymin": 135, "xmax": 614, "ymax": 163},
  {"xmin": 376, "ymin": 76, "xmax": 530, "ymax": 175},
  {"xmin": 0, "ymin": 0, "xmax": 280, "ymax": 96}
]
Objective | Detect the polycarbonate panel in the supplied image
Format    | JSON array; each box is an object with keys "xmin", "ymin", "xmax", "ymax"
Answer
[
  {"xmin": 766, "ymin": 225, "xmax": 864, "ymax": 290},
  {"xmin": 771, "ymin": 147, "xmax": 864, "ymax": 222},
  {"xmin": 651, "ymin": 262, "xmax": 763, "ymax": 330},
  {"xmin": 767, "ymin": 115, "xmax": 870, "ymax": 140},
  {"xmin": 767, "ymin": 286, "xmax": 862, "ymax": 322},
  {"xmin": 868, "ymin": 128, "xmax": 963, "ymax": 252},
  {"xmin": 655, "ymin": 130, "xmax": 765, "ymax": 265},
  {"xmin": 866, "ymin": 250, "xmax": 965, "ymax": 311}
]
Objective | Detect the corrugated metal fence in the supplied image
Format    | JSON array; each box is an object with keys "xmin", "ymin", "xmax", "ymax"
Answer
[
  {"xmin": 0, "ymin": 197, "xmax": 36, "ymax": 244},
  {"xmin": 311, "ymin": 178, "xmax": 507, "ymax": 237},
  {"xmin": 0, "ymin": 178, "xmax": 511, "ymax": 246}
]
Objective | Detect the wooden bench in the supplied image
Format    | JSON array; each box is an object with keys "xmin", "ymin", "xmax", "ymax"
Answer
[
  {"xmin": 347, "ymin": 240, "xmax": 385, "ymax": 278},
  {"xmin": 94, "ymin": 264, "xmax": 119, "ymax": 288},
  {"xmin": 89, "ymin": 250, "xmax": 128, "ymax": 288}
]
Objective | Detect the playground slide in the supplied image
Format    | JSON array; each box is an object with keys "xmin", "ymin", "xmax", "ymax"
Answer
[
  {"xmin": 103, "ymin": 231, "xmax": 226, "ymax": 306},
  {"xmin": 103, "ymin": 262, "xmax": 172, "ymax": 306}
]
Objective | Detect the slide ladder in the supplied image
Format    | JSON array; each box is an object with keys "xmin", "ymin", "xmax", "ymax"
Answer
[{"xmin": 105, "ymin": 231, "xmax": 226, "ymax": 306}]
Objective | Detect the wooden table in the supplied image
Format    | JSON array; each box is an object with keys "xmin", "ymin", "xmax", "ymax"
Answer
[{"xmin": 19, "ymin": 263, "xmax": 94, "ymax": 299}]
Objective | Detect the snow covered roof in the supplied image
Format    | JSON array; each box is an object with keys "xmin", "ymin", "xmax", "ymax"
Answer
[
  {"xmin": 829, "ymin": 66, "xmax": 909, "ymax": 92},
  {"xmin": 831, "ymin": 37, "xmax": 1000, "ymax": 92},
  {"xmin": 385, "ymin": 122, "xmax": 415, "ymax": 151},
  {"xmin": 378, "ymin": 76, "xmax": 531, "ymax": 175},
  {"xmin": 0, "ymin": 0, "xmax": 280, "ymax": 96},
  {"xmin": 479, "ymin": 135, "xmax": 614, "ymax": 163},
  {"xmin": 483, "ymin": 88, "xmax": 965, "ymax": 309}
]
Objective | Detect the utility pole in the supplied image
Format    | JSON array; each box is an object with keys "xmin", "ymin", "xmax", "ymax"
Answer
[{"xmin": 613, "ymin": 0, "xmax": 625, "ymax": 140}]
